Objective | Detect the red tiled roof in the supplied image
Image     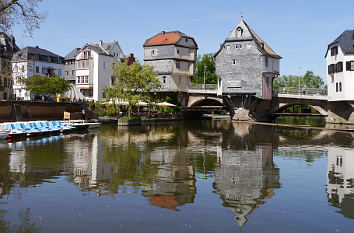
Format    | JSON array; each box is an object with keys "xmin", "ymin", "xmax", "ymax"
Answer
[
  {"xmin": 144, "ymin": 32, "xmax": 182, "ymax": 46},
  {"xmin": 147, "ymin": 195, "xmax": 178, "ymax": 210}
]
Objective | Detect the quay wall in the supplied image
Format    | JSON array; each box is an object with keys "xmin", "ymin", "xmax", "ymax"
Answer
[{"xmin": 0, "ymin": 101, "xmax": 82, "ymax": 122}]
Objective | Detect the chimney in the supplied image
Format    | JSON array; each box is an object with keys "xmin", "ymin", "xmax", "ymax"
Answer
[
  {"xmin": 161, "ymin": 31, "xmax": 165, "ymax": 35},
  {"xmin": 99, "ymin": 40, "xmax": 103, "ymax": 46}
]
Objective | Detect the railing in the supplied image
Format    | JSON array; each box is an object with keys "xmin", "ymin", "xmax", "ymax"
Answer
[
  {"xmin": 273, "ymin": 87, "xmax": 327, "ymax": 96},
  {"xmin": 189, "ymin": 83, "xmax": 217, "ymax": 90}
]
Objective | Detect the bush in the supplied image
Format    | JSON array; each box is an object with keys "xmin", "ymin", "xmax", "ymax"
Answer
[{"xmin": 119, "ymin": 116, "xmax": 139, "ymax": 120}]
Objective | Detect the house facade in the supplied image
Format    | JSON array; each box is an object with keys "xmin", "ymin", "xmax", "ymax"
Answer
[
  {"xmin": 0, "ymin": 33, "xmax": 19, "ymax": 100},
  {"xmin": 11, "ymin": 46, "xmax": 65, "ymax": 100},
  {"xmin": 64, "ymin": 48, "xmax": 80, "ymax": 84},
  {"xmin": 325, "ymin": 30, "xmax": 354, "ymax": 101},
  {"xmin": 215, "ymin": 18, "xmax": 281, "ymax": 99},
  {"xmin": 143, "ymin": 31, "xmax": 198, "ymax": 92},
  {"xmin": 67, "ymin": 40, "xmax": 124, "ymax": 101}
]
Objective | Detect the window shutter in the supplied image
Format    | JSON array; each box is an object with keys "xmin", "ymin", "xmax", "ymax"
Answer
[{"xmin": 346, "ymin": 61, "xmax": 351, "ymax": 71}]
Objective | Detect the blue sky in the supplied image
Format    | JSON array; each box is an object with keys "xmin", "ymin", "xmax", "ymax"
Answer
[{"xmin": 12, "ymin": 0, "xmax": 354, "ymax": 80}]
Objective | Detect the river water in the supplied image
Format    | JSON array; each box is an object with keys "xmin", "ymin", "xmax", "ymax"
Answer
[{"xmin": 0, "ymin": 120, "xmax": 353, "ymax": 233}]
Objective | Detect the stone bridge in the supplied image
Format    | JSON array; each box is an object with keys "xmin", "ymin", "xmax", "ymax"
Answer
[{"xmin": 180, "ymin": 85, "xmax": 354, "ymax": 124}]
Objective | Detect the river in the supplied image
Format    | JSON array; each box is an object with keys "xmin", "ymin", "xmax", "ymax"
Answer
[{"xmin": 0, "ymin": 120, "xmax": 353, "ymax": 232}]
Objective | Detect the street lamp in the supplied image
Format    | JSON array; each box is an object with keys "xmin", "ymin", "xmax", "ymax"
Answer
[
  {"xmin": 203, "ymin": 65, "xmax": 206, "ymax": 90},
  {"xmin": 299, "ymin": 66, "xmax": 301, "ymax": 95}
]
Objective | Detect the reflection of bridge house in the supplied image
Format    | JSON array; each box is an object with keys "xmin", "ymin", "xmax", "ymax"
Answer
[
  {"xmin": 327, "ymin": 147, "xmax": 354, "ymax": 219},
  {"xmin": 214, "ymin": 145, "xmax": 280, "ymax": 227},
  {"xmin": 142, "ymin": 147, "xmax": 196, "ymax": 210}
]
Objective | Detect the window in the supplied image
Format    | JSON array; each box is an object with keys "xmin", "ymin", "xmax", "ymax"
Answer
[
  {"xmin": 176, "ymin": 61, "xmax": 180, "ymax": 69},
  {"xmin": 226, "ymin": 45, "xmax": 230, "ymax": 50},
  {"xmin": 185, "ymin": 38, "xmax": 188, "ymax": 42},
  {"xmin": 265, "ymin": 57, "xmax": 269, "ymax": 67},
  {"xmin": 337, "ymin": 62, "xmax": 343, "ymax": 72},
  {"xmin": 346, "ymin": 61, "xmax": 354, "ymax": 71},
  {"xmin": 72, "ymin": 70, "xmax": 75, "ymax": 75},
  {"xmin": 235, "ymin": 44, "xmax": 242, "ymax": 49},
  {"xmin": 151, "ymin": 50, "xmax": 155, "ymax": 55},
  {"xmin": 162, "ymin": 76, "xmax": 166, "ymax": 84},
  {"xmin": 339, "ymin": 82, "xmax": 342, "ymax": 92},
  {"xmin": 85, "ymin": 76, "xmax": 88, "ymax": 83},
  {"xmin": 77, "ymin": 76, "xmax": 80, "ymax": 83},
  {"xmin": 336, "ymin": 82, "xmax": 338, "ymax": 92},
  {"xmin": 331, "ymin": 46, "xmax": 338, "ymax": 56},
  {"xmin": 65, "ymin": 71, "xmax": 69, "ymax": 76},
  {"xmin": 236, "ymin": 27, "xmax": 243, "ymax": 37},
  {"xmin": 36, "ymin": 66, "xmax": 39, "ymax": 73},
  {"xmin": 232, "ymin": 59, "xmax": 236, "ymax": 65},
  {"xmin": 81, "ymin": 76, "xmax": 85, "ymax": 83},
  {"xmin": 177, "ymin": 49, "xmax": 180, "ymax": 54}
]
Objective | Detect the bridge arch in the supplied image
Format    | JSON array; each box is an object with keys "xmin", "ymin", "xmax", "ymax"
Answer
[
  {"xmin": 188, "ymin": 96, "xmax": 224, "ymax": 108},
  {"xmin": 273, "ymin": 103, "xmax": 328, "ymax": 116}
]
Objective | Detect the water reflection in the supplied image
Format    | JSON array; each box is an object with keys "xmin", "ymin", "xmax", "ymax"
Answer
[
  {"xmin": 142, "ymin": 147, "xmax": 196, "ymax": 210},
  {"xmin": 327, "ymin": 147, "xmax": 354, "ymax": 219},
  {"xmin": 0, "ymin": 121, "xmax": 354, "ymax": 231},
  {"xmin": 214, "ymin": 144, "xmax": 280, "ymax": 227}
]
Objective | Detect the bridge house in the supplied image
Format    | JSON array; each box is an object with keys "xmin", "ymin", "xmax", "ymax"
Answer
[
  {"xmin": 326, "ymin": 30, "xmax": 354, "ymax": 101},
  {"xmin": 215, "ymin": 18, "xmax": 281, "ymax": 100},
  {"xmin": 143, "ymin": 31, "xmax": 198, "ymax": 92}
]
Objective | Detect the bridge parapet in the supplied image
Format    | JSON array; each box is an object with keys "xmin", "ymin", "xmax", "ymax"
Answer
[
  {"xmin": 188, "ymin": 83, "xmax": 218, "ymax": 94},
  {"xmin": 273, "ymin": 87, "xmax": 327, "ymax": 97}
]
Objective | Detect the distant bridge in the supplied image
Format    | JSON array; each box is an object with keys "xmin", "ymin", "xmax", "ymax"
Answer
[{"xmin": 181, "ymin": 84, "xmax": 354, "ymax": 124}]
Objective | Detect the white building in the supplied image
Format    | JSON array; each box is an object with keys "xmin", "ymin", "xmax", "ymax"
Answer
[
  {"xmin": 11, "ymin": 46, "xmax": 65, "ymax": 100},
  {"xmin": 326, "ymin": 30, "xmax": 354, "ymax": 101},
  {"xmin": 72, "ymin": 40, "xmax": 124, "ymax": 101}
]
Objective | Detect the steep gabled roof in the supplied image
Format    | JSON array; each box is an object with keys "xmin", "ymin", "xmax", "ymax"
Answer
[
  {"xmin": 75, "ymin": 40, "xmax": 124, "ymax": 58},
  {"xmin": 143, "ymin": 31, "xmax": 198, "ymax": 48},
  {"xmin": 65, "ymin": 48, "xmax": 80, "ymax": 60},
  {"xmin": 215, "ymin": 18, "xmax": 281, "ymax": 59},
  {"xmin": 325, "ymin": 30, "xmax": 354, "ymax": 57},
  {"xmin": 76, "ymin": 43, "xmax": 110, "ymax": 57}
]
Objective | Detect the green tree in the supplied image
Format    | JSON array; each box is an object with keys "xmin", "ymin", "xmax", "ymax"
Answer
[
  {"xmin": 273, "ymin": 70, "xmax": 325, "ymax": 89},
  {"xmin": 192, "ymin": 53, "xmax": 218, "ymax": 84},
  {"xmin": 105, "ymin": 60, "xmax": 160, "ymax": 118},
  {"xmin": 302, "ymin": 71, "xmax": 325, "ymax": 88},
  {"xmin": 24, "ymin": 74, "xmax": 71, "ymax": 98},
  {"xmin": 0, "ymin": 0, "xmax": 46, "ymax": 36}
]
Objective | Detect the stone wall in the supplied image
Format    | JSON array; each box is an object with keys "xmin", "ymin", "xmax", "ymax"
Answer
[{"xmin": 0, "ymin": 101, "xmax": 82, "ymax": 122}]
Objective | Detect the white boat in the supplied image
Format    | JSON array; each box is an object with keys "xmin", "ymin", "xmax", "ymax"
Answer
[
  {"xmin": 63, "ymin": 120, "xmax": 101, "ymax": 129},
  {"xmin": 0, "ymin": 126, "xmax": 10, "ymax": 140}
]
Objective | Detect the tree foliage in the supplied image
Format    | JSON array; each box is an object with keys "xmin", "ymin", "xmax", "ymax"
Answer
[
  {"xmin": 104, "ymin": 60, "xmax": 160, "ymax": 117},
  {"xmin": 24, "ymin": 74, "xmax": 71, "ymax": 97},
  {"xmin": 0, "ymin": 0, "xmax": 45, "ymax": 35},
  {"xmin": 273, "ymin": 71, "xmax": 325, "ymax": 89},
  {"xmin": 192, "ymin": 53, "xmax": 218, "ymax": 84}
]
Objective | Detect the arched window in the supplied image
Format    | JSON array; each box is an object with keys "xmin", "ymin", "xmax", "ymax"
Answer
[
  {"xmin": 236, "ymin": 27, "xmax": 243, "ymax": 37},
  {"xmin": 339, "ymin": 82, "xmax": 342, "ymax": 92}
]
